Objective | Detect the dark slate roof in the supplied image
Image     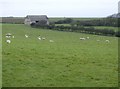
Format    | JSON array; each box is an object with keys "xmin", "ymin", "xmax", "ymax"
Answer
[{"xmin": 26, "ymin": 15, "xmax": 48, "ymax": 21}]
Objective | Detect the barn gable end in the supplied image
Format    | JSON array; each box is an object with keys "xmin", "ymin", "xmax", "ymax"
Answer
[{"xmin": 24, "ymin": 15, "xmax": 49, "ymax": 25}]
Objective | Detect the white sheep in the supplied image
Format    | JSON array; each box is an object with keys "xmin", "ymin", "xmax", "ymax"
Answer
[
  {"xmin": 12, "ymin": 36, "xmax": 14, "ymax": 38},
  {"xmin": 25, "ymin": 34, "xmax": 28, "ymax": 38},
  {"xmin": 105, "ymin": 40, "xmax": 110, "ymax": 43},
  {"xmin": 80, "ymin": 37, "xmax": 86, "ymax": 40},
  {"xmin": 6, "ymin": 35, "xmax": 10, "ymax": 38},
  {"xmin": 42, "ymin": 37, "xmax": 46, "ymax": 40},
  {"xmin": 97, "ymin": 40, "xmax": 100, "ymax": 42},
  {"xmin": 86, "ymin": 37, "xmax": 90, "ymax": 39},
  {"xmin": 5, "ymin": 33, "xmax": 12, "ymax": 38},
  {"xmin": 49, "ymin": 40, "xmax": 54, "ymax": 42},
  {"xmin": 6, "ymin": 40, "xmax": 11, "ymax": 44},
  {"xmin": 6, "ymin": 33, "xmax": 12, "ymax": 36},
  {"xmin": 38, "ymin": 37, "xmax": 41, "ymax": 40}
]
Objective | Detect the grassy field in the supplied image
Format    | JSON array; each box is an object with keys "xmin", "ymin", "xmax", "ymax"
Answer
[
  {"xmin": 55, "ymin": 24, "xmax": 119, "ymax": 31},
  {"xmin": 49, "ymin": 17, "xmax": 101, "ymax": 22},
  {"xmin": 93, "ymin": 26, "xmax": 119, "ymax": 31},
  {"xmin": 2, "ymin": 24, "xmax": 118, "ymax": 87},
  {"xmin": 55, "ymin": 24, "xmax": 71, "ymax": 26}
]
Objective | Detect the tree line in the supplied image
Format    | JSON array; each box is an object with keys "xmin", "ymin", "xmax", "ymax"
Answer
[
  {"xmin": 31, "ymin": 18, "xmax": 120, "ymax": 37},
  {"xmin": 54, "ymin": 18, "xmax": 120, "ymax": 27},
  {"xmin": 31, "ymin": 24, "xmax": 120, "ymax": 37}
]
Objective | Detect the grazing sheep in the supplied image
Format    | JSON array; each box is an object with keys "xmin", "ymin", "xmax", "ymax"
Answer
[
  {"xmin": 86, "ymin": 37, "xmax": 90, "ymax": 39},
  {"xmin": 6, "ymin": 35, "xmax": 10, "ymax": 38},
  {"xmin": 25, "ymin": 34, "xmax": 28, "ymax": 38},
  {"xmin": 97, "ymin": 40, "xmax": 100, "ymax": 42},
  {"xmin": 6, "ymin": 40, "xmax": 11, "ymax": 44},
  {"xmin": 80, "ymin": 38, "xmax": 86, "ymax": 40},
  {"xmin": 49, "ymin": 40, "xmax": 54, "ymax": 42},
  {"xmin": 5, "ymin": 33, "xmax": 12, "ymax": 38},
  {"xmin": 42, "ymin": 37, "xmax": 46, "ymax": 40},
  {"xmin": 38, "ymin": 37, "xmax": 41, "ymax": 40},
  {"xmin": 12, "ymin": 36, "xmax": 14, "ymax": 38},
  {"xmin": 105, "ymin": 40, "xmax": 110, "ymax": 43},
  {"xmin": 6, "ymin": 33, "xmax": 12, "ymax": 36}
]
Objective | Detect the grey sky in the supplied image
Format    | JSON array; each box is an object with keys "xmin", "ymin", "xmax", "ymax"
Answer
[{"xmin": 0, "ymin": 0, "xmax": 119, "ymax": 17}]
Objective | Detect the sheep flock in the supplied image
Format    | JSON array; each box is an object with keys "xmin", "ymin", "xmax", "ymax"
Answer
[
  {"xmin": 5, "ymin": 33, "xmax": 111, "ymax": 44},
  {"xmin": 5, "ymin": 33, "xmax": 55, "ymax": 44}
]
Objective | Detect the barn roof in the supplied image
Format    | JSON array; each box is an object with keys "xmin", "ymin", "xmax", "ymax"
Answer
[{"xmin": 26, "ymin": 15, "xmax": 48, "ymax": 21}]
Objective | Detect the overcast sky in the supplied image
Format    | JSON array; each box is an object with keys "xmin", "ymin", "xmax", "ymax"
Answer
[{"xmin": 0, "ymin": 0, "xmax": 119, "ymax": 17}]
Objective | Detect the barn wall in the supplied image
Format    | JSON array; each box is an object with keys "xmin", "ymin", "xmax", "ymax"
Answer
[
  {"xmin": 24, "ymin": 15, "xmax": 50, "ymax": 26},
  {"xmin": 24, "ymin": 18, "xmax": 31, "ymax": 25},
  {"xmin": 47, "ymin": 20, "xmax": 49, "ymax": 25}
]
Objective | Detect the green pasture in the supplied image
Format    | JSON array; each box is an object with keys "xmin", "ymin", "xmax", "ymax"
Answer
[
  {"xmin": 2, "ymin": 24, "xmax": 118, "ymax": 87},
  {"xmin": 93, "ymin": 26, "xmax": 119, "ymax": 31},
  {"xmin": 55, "ymin": 24, "xmax": 71, "ymax": 26},
  {"xmin": 49, "ymin": 17, "xmax": 100, "ymax": 22},
  {"xmin": 55, "ymin": 24, "xmax": 119, "ymax": 32}
]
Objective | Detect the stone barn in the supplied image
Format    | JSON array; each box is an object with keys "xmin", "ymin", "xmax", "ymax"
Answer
[{"xmin": 24, "ymin": 15, "xmax": 49, "ymax": 25}]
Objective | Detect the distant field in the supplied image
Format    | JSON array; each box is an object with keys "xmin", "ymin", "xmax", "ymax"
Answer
[
  {"xmin": 83, "ymin": 26, "xmax": 119, "ymax": 32},
  {"xmin": 2, "ymin": 24, "xmax": 118, "ymax": 87},
  {"xmin": 0, "ymin": 17, "xmax": 24, "ymax": 24},
  {"xmin": 55, "ymin": 24, "xmax": 71, "ymax": 26},
  {"xmin": 49, "ymin": 17, "xmax": 101, "ymax": 22},
  {"xmin": 93, "ymin": 26, "xmax": 119, "ymax": 31},
  {"xmin": 55, "ymin": 24, "xmax": 119, "ymax": 32}
]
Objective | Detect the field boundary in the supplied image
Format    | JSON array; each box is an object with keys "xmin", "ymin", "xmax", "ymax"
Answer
[{"xmin": 0, "ymin": 19, "xmax": 2, "ymax": 88}]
